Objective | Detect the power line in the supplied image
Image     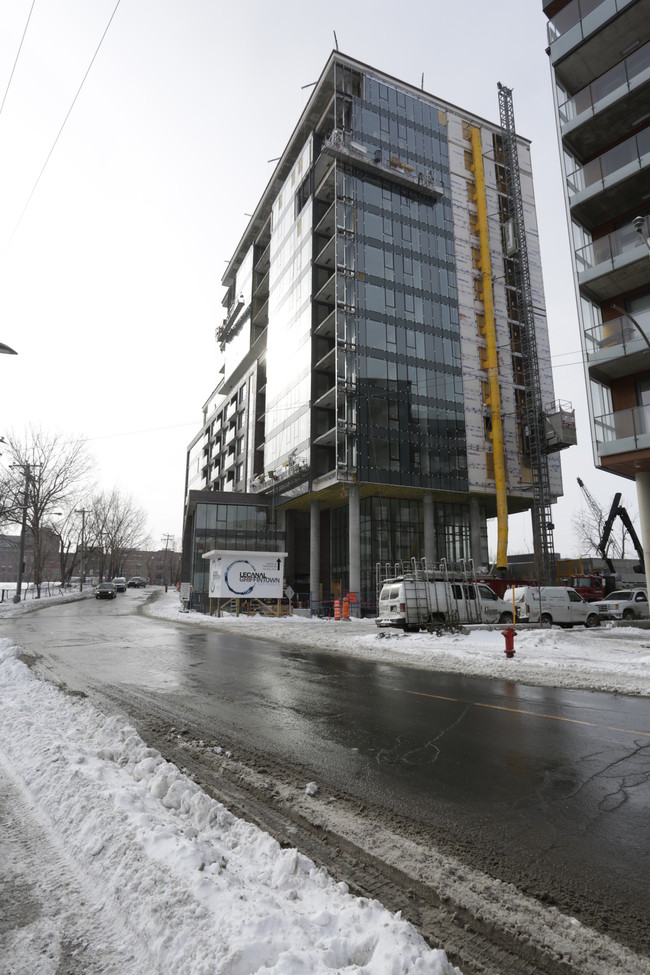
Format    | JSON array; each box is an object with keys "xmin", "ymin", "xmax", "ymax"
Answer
[
  {"xmin": 0, "ymin": 0, "xmax": 36, "ymax": 118},
  {"xmin": 2, "ymin": 0, "xmax": 123, "ymax": 258}
]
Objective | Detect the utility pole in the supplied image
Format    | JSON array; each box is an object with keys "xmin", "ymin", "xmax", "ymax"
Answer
[
  {"xmin": 161, "ymin": 534, "xmax": 173, "ymax": 591},
  {"xmin": 12, "ymin": 463, "xmax": 30, "ymax": 603},
  {"xmin": 75, "ymin": 508, "xmax": 88, "ymax": 592}
]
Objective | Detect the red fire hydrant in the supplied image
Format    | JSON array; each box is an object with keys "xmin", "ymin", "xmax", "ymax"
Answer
[{"xmin": 502, "ymin": 626, "xmax": 516, "ymax": 658}]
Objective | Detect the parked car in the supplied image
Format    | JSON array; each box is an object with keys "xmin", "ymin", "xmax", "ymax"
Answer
[
  {"xmin": 96, "ymin": 582, "xmax": 117, "ymax": 600},
  {"xmin": 507, "ymin": 586, "xmax": 600, "ymax": 628},
  {"xmin": 127, "ymin": 577, "xmax": 147, "ymax": 588},
  {"xmin": 592, "ymin": 589, "xmax": 649, "ymax": 621},
  {"xmin": 112, "ymin": 577, "xmax": 127, "ymax": 592}
]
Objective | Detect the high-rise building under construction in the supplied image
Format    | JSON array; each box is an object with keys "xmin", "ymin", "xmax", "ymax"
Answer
[{"xmin": 182, "ymin": 51, "xmax": 566, "ymax": 610}]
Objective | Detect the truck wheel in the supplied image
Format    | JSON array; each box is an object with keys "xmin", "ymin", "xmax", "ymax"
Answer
[
  {"xmin": 585, "ymin": 613, "xmax": 600, "ymax": 628},
  {"xmin": 540, "ymin": 613, "xmax": 553, "ymax": 628},
  {"xmin": 499, "ymin": 612, "xmax": 513, "ymax": 624},
  {"xmin": 622, "ymin": 608, "xmax": 635, "ymax": 620}
]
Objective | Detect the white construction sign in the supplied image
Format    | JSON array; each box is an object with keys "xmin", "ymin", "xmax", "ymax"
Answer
[{"xmin": 203, "ymin": 550, "xmax": 287, "ymax": 600}]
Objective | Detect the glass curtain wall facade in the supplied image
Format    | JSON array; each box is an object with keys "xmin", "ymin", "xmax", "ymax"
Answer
[
  {"xmin": 331, "ymin": 497, "xmax": 489, "ymax": 600},
  {"xmin": 183, "ymin": 497, "xmax": 283, "ymax": 608},
  {"xmin": 309, "ymin": 63, "xmax": 466, "ymax": 491},
  {"xmin": 340, "ymin": 73, "xmax": 466, "ymax": 490}
]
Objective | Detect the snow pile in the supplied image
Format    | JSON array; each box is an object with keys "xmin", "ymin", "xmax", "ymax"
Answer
[{"xmin": 0, "ymin": 637, "xmax": 460, "ymax": 974}]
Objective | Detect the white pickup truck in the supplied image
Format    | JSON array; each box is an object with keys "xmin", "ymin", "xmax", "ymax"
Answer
[{"xmin": 592, "ymin": 588, "xmax": 649, "ymax": 621}]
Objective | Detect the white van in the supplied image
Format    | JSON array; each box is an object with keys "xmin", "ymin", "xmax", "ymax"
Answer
[
  {"xmin": 508, "ymin": 586, "xmax": 600, "ymax": 628},
  {"xmin": 377, "ymin": 576, "xmax": 513, "ymax": 630}
]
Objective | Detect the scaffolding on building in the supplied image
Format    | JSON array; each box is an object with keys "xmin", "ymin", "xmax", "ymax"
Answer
[{"xmin": 498, "ymin": 83, "xmax": 563, "ymax": 585}]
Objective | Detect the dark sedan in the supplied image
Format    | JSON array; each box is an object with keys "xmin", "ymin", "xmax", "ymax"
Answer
[
  {"xmin": 127, "ymin": 577, "xmax": 147, "ymax": 588},
  {"xmin": 95, "ymin": 582, "xmax": 117, "ymax": 600}
]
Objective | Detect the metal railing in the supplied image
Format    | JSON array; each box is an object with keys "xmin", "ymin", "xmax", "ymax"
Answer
[
  {"xmin": 584, "ymin": 315, "xmax": 647, "ymax": 357},
  {"xmin": 576, "ymin": 223, "xmax": 648, "ymax": 272},
  {"xmin": 595, "ymin": 404, "xmax": 650, "ymax": 446},
  {"xmin": 559, "ymin": 40, "xmax": 650, "ymax": 125},
  {"xmin": 567, "ymin": 126, "xmax": 650, "ymax": 199},
  {"xmin": 547, "ymin": 0, "xmax": 636, "ymax": 45}
]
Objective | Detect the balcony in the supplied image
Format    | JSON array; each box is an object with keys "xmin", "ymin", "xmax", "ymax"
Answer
[
  {"xmin": 314, "ymin": 268, "xmax": 336, "ymax": 306},
  {"xmin": 595, "ymin": 404, "xmax": 650, "ymax": 457},
  {"xmin": 253, "ymin": 268, "xmax": 270, "ymax": 300},
  {"xmin": 567, "ymin": 126, "xmax": 650, "ymax": 227},
  {"xmin": 313, "ymin": 425, "xmax": 338, "ymax": 448},
  {"xmin": 576, "ymin": 227, "xmax": 650, "ymax": 299},
  {"xmin": 314, "ymin": 199, "xmax": 335, "ymax": 240},
  {"xmin": 254, "ymin": 238, "xmax": 271, "ymax": 275},
  {"xmin": 314, "ymin": 385, "xmax": 337, "ymax": 410},
  {"xmin": 560, "ymin": 41, "xmax": 650, "ymax": 158},
  {"xmin": 314, "ymin": 234, "xmax": 335, "ymax": 270},
  {"xmin": 313, "ymin": 307, "xmax": 335, "ymax": 339},
  {"xmin": 314, "ymin": 344, "xmax": 335, "ymax": 374},
  {"xmin": 585, "ymin": 315, "xmax": 650, "ymax": 381},
  {"xmin": 252, "ymin": 294, "xmax": 269, "ymax": 327},
  {"xmin": 547, "ymin": 0, "xmax": 649, "ymax": 90}
]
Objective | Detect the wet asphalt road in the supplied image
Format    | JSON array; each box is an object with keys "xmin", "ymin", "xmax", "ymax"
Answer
[{"xmin": 4, "ymin": 591, "xmax": 650, "ymax": 944}]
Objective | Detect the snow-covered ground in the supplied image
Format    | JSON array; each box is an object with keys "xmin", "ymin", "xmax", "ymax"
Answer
[{"xmin": 1, "ymin": 589, "xmax": 649, "ymax": 974}]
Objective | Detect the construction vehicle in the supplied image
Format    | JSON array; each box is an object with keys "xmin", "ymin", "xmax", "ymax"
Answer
[
  {"xmin": 576, "ymin": 478, "xmax": 644, "ymax": 575},
  {"xmin": 561, "ymin": 573, "xmax": 608, "ymax": 601}
]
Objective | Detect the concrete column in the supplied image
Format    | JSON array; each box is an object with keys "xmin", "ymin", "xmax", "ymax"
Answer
[
  {"xmin": 469, "ymin": 496, "xmax": 482, "ymax": 567},
  {"xmin": 423, "ymin": 491, "xmax": 435, "ymax": 565},
  {"xmin": 635, "ymin": 472, "xmax": 650, "ymax": 569},
  {"xmin": 310, "ymin": 500, "xmax": 320, "ymax": 617},
  {"xmin": 348, "ymin": 484, "xmax": 360, "ymax": 615}
]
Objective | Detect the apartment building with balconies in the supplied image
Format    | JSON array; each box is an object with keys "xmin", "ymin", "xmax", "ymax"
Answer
[{"xmin": 544, "ymin": 0, "xmax": 650, "ymax": 557}]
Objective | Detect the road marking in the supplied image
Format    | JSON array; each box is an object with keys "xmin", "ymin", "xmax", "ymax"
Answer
[{"xmin": 393, "ymin": 688, "xmax": 650, "ymax": 737}]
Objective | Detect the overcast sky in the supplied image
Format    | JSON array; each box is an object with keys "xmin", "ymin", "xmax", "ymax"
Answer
[{"xmin": 0, "ymin": 0, "xmax": 636, "ymax": 558}]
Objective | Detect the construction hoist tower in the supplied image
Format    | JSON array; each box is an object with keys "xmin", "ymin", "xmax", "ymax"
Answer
[{"xmin": 497, "ymin": 83, "xmax": 559, "ymax": 584}]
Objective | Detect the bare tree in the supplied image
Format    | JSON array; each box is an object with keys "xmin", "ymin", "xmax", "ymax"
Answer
[
  {"xmin": 3, "ymin": 428, "xmax": 94, "ymax": 596},
  {"xmin": 91, "ymin": 488, "xmax": 148, "ymax": 578}
]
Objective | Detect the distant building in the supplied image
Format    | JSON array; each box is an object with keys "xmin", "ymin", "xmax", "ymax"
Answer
[
  {"xmin": 184, "ymin": 51, "xmax": 563, "ymax": 611},
  {"xmin": 0, "ymin": 534, "xmax": 21, "ymax": 583},
  {"xmin": 543, "ymin": 0, "xmax": 650, "ymax": 560},
  {"xmin": 0, "ymin": 531, "xmax": 60, "ymax": 585}
]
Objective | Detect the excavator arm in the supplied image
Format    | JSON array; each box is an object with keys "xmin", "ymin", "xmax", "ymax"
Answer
[{"xmin": 599, "ymin": 492, "xmax": 645, "ymax": 573}]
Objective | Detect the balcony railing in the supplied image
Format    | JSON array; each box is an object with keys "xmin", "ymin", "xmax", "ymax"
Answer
[
  {"xmin": 595, "ymin": 404, "xmax": 650, "ymax": 452},
  {"xmin": 576, "ymin": 223, "xmax": 648, "ymax": 272},
  {"xmin": 559, "ymin": 40, "xmax": 650, "ymax": 125},
  {"xmin": 547, "ymin": 0, "xmax": 636, "ymax": 46},
  {"xmin": 585, "ymin": 315, "xmax": 647, "ymax": 355},
  {"xmin": 567, "ymin": 126, "xmax": 650, "ymax": 198}
]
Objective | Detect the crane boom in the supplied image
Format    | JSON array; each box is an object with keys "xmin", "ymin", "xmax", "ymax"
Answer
[{"xmin": 577, "ymin": 477, "xmax": 622, "ymax": 559}]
